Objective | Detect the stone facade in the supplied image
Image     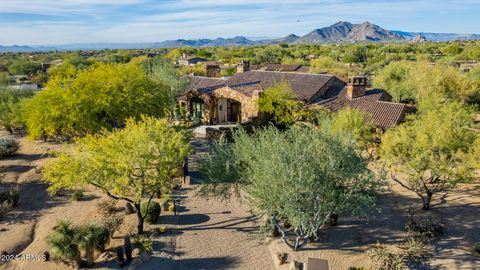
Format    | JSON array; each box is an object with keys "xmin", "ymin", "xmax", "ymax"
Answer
[{"xmin": 212, "ymin": 86, "xmax": 260, "ymax": 124}]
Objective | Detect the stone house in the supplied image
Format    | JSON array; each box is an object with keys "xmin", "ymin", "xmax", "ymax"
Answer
[{"xmin": 182, "ymin": 71, "xmax": 409, "ymax": 128}]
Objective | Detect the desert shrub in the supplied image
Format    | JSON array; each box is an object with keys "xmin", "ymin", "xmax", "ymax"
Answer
[
  {"xmin": 367, "ymin": 243, "xmax": 406, "ymax": 270},
  {"xmin": 473, "ymin": 243, "xmax": 480, "ymax": 256},
  {"xmin": 402, "ymin": 237, "xmax": 431, "ymax": 260},
  {"xmin": 168, "ymin": 203, "xmax": 175, "ymax": 213},
  {"xmin": 141, "ymin": 201, "xmax": 161, "ymax": 224},
  {"xmin": 71, "ymin": 190, "xmax": 83, "ymax": 201},
  {"xmin": 96, "ymin": 198, "xmax": 117, "ymax": 217},
  {"xmin": 405, "ymin": 208, "xmax": 445, "ymax": 241},
  {"xmin": 0, "ymin": 200, "xmax": 13, "ymax": 220},
  {"xmin": 134, "ymin": 236, "xmax": 153, "ymax": 253},
  {"xmin": 48, "ymin": 219, "xmax": 80, "ymax": 267},
  {"xmin": 348, "ymin": 267, "xmax": 368, "ymax": 270},
  {"xmin": 0, "ymin": 138, "xmax": 19, "ymax": 158},
  {"xmin": 96, "ymin": 227, "xmax": 110, "ymax": 252},
  {"xmin": 102, "ymin": 213, "xmax": 124, "ymax": 238},
  {"xmin": 0, "ymin": 187, "xmax": 19, "ymax": 207}
]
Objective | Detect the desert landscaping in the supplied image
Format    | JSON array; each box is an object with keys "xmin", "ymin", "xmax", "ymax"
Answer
[{"xmin": 1, "ymin": 129, "xmax": 479, "ymax": 270}]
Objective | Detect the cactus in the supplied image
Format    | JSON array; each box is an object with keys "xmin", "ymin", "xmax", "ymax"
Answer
[
  {"xmin": 115, "ymin": 246, "xmax": 125, "ymax": 266},
  {"xmin": 124, "ymin": 235, "xmax": 132, "ymax": 262}
]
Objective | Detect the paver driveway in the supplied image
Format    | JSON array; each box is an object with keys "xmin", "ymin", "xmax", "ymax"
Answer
[{"xmin": 141, "ymin": 139, "xmax": 275, "ymax": 270}]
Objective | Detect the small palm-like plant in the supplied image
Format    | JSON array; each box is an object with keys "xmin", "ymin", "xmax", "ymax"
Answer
[
  {"xmin": 75, "ymin": 223, "xmax": 106, "ymax": 266},
  {"xmin": 48, "ymin": 219, "xmax": 80, "ymax": 268}
]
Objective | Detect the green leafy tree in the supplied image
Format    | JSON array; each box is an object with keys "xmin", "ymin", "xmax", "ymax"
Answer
[
  {"xmin": 200, "ymin": 126, "xmax": 380, "ymax": 250},
  {"xmin": 43, "ymin": 117, "xmax": 190, "ymax": 234},
  {"xmin": 0, "ymin": 87, "xmax": 34, "ymax": 133},
  {"xmin": 142, "ymin": 57, "xmax": 189, "ymax": 119},
  {"xmin": 257, "ymin": 81, "xmax": 304, "ymax": 128},
  {"xmin": 8, "ymin": 59, "xmax": 41, "ymax": 76},
  {"xmin": 373, "ymin": 61, "xmax": 417, "ymax": 102},
  {"xmin": 328, "ymin": 108, "xmax": 375, "ymax": 153},
  {"xmin": 22, "ymin": 62, "xmax": 172, "ymax": 140},
  {"xmin": 381, "ymin": 102, "xmax": 479, "ymax": 210},
  {"xmin": 414, "ymin": 64, "xmax": 477, "ymax": 109},
  {"xmin": 310, "ymin": 56, "xmax": 350, "ymax": 77}
]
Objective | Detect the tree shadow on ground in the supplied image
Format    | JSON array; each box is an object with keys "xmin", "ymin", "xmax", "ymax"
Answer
[
  {"xmin": 94, "ymin": 255, "xmax": 239, "ymax": 270},
  {"xmin": 160, "ymin": 213, "xmax": 210, "ymax": 225},
  {"xmin": 2, "ymin": 153, "xmax": 51, "ymax": 162},
  {"xmin": 181, "ymin": 215, "xmax": 261, "ymax": 234},
  {"xmin": 0, "ymin": 165, "xmax": 35, "ymax": 174},
  {"xmin": 295, "ymin": 192, "xmax": 418, "ymax": 253},
  {"xmin": 0, "ymin": 181, "xmax": 70, "ymax": 225}
]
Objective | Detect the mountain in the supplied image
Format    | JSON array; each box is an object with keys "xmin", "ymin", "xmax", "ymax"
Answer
[
  {"xmin": 294, "ymin": 21, "xmax": 403, "ymax": 43},
  {"xmin": 0, "ymin": 45, "xmax": 36, "ymax": 52},
  {"xmin": 393, "ymin": 31, "xmax": 480, "ymax": 42},
  {"xmin": 153, "ymin": 36, "xmax": 256, "ymax": 48},
  {"xmin": 269, "ymin": 34, "xmax": 301, "ymax": 44},
  {"xmin": 2, "ymin": 21, "xmax": 480, "ymax": 52}
]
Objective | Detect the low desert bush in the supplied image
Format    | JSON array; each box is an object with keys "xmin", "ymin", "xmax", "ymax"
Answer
[
  {"xmin": 141, "ymin": 201, "xmax": 160, "ymax": 224},
  {"xmin": 0, "ymin": 187, "xmax": 19, "ymax": 207},
  {"xmin": 405, "ymin": 208, "xmax": 445, "ymax": 241},
  {"xmin": 402, "ymin": 237, "xmax": 431, "ymax": 260},
  {"xmin": 134, "ymin": 236, "xmax": 153, "ymax": 253},
  {"xmin": 96, "ymin": 198, "xmax": 117, "ymax": 217},
  {"xmin": 348, "ymin": 267, "xmax": 368, "ymax": 270},
  {"xmin": 71, "ymin": 190, "xmax": 84, "ymax": 201},
  {"xmin": 102, "ymin": 213, "xmax": 124, "ymax": 238},
  {"xmin": 367, "ymin": 243, "xmax": 406, "ymax": 270},
  {"xmin": 0, "ymin": 200, "xmax": 13, "ymax": 220},
  {"xmin": 0, "ymin": 138, "xmax": 19, "ymax": 158},
  {"xmin": 474, "ymin": 243, "xmax": 480, "ymax": 256}
]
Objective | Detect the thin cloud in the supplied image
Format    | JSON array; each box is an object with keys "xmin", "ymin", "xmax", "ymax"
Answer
[{"xmin": 0, "ymin": 0, "xmax": 478, "ymax": 45}]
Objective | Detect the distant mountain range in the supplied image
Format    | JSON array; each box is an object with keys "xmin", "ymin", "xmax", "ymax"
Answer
[{"xmin": 1, "ymin": 21, "xmax": 480, "ymax": 53}]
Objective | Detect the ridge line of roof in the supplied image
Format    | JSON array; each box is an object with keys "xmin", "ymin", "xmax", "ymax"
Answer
[{"xmin": 248, "ymin": 70, "xmax": 334, "ymax": 76}]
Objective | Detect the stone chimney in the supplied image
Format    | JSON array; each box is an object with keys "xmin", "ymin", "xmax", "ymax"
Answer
[
  {"xmin": 346, "ymin": 76, "xmax": 367, "ymax": 99},
  {"xmin": 237, "ymin": 60, "xmax": 250, "ymax": 73},
  {"xmin": 205, "ymin": 63, "xmax": 221, "ymax": 78}
]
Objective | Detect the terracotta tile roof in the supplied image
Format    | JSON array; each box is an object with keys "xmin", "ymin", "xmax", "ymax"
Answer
[
  {"xmin": 264, "ymin": 64, "xmax": 307, "ymax": 72},
  {"xmin": 189, "ymin": 76, "xmax": 226, "ymax": 94},
  {"xmin": 179, "ymin": 56, "xmax": 206, "ymax": 62},
  {"xmin": 225, "ymin": 71, "xmax": 336, "ymax": 101},
  {"xmin": 313, "ymin": 88, "xmax": 407, "ymax": 128},
  {"xmin": 226, "ymin": 81, "xmax": 263, "ymax": 96}
]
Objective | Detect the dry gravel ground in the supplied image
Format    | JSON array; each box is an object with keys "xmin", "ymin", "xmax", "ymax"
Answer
[{"xmin": 0, "ymin": 134, "xmax": 479, "ymax": 270}]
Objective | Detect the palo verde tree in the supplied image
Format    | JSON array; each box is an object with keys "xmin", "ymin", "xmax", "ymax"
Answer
[
  {"xmin": 199, "ymin": 126, "xmax": 381, "ymax": 251},
  {"xmin": 22, "ymin": 62, "xmax": 172, "ymax": 140},
  {"xmin": 142, "ymin": 57, "xmax": 189, "ymax": 119},
  {"xmin": 381, "ymin": 101, "xmax": 479, "ymax": 210},
  {"xmin": 43, "ymin": 117, "xmax": 190, "ymax": 234},
  {"xmin": 257, "ymin": 81, "xmax": 304, "ymax": 128}
]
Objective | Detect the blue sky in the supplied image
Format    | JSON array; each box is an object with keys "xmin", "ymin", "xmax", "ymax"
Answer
[{"xmin": 1, "ymin": 0, "xmax": 479, "ymax": 45}]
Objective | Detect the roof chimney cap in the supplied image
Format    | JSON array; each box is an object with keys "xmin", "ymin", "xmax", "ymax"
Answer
[{"xmin": 348, "ymin": 76, "xmax": 367, "ymax": 86}]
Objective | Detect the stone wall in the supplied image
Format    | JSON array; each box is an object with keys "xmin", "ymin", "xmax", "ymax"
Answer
[{"xmin": 213, "ymin": 86, "xmax": 259, "ymax": 123}]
